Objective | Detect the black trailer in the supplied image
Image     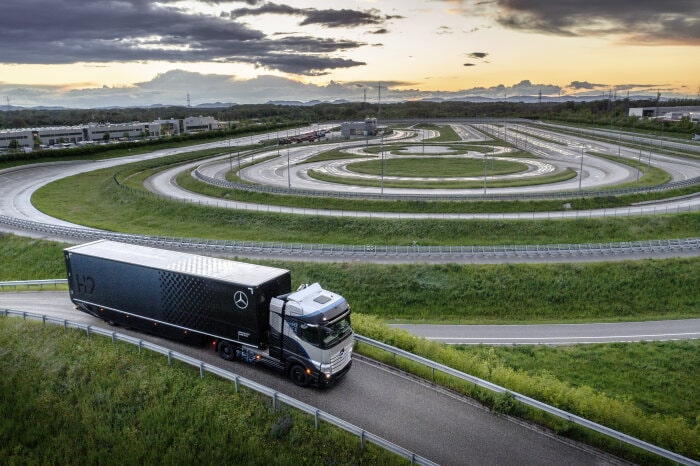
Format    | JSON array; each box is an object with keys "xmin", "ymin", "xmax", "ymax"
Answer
[{"xmin": 64, "ymin": 240, "xmax": 292, "ymax": 348}]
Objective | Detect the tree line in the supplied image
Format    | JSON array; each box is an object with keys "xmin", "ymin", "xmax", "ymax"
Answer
[{"xmin": 1, "ymin": 98, "xmax": 698, "ymax": 136}]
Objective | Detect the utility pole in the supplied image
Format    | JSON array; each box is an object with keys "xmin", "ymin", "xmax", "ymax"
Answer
[{"xmin": 377, "ymin": 82, "xmax": 381, "ymax": 123}]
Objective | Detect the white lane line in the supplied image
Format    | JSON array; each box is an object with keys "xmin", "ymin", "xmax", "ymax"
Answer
[{"xmin": 426, "ymin": 332, "xmax": 700, "ymax": 341}]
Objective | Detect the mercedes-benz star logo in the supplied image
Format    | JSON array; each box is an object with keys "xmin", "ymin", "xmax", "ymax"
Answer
[{"xmin": 234, "ymin": 291, "xmax": 249, "ymax": 310}]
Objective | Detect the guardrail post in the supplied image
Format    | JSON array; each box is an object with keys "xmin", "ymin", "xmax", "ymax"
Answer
[
  {"xmin": 314, "ymin": 409, "xmax": 319, "ymax": 429},
  {"xmin": 42, "ymin": 315, "xmax": 46, "ymax": 326},
  {"xmin": 199, "ymin": 363, "xmax": 204, "ymax": 379},
  {"xmin": 167, "ymin": 351, "xmax": 172, "ymax": 366},
  {"xmin": 234, "ymin": 375, "xmax": 239, "ymax": 393},
  {"xmin": 111, "ymin": 331, "xmax": 116, "ymax": 343},
  {"xmin": 360, "ymin": 430, "xmax": 365, "ymax": 451},
  {"xmin": 138, "ymin": 340, "xmax": 142, "ymax": 353},
  {"xmin": 86, "ymin": 325, "xmax": 91, "ymax": 337},
  {"xmin": 272, "ymin": 392, "xmax": 277, "ymax": 410}
]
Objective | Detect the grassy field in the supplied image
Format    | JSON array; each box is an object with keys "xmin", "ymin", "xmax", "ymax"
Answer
[
  {"xmin": 7, "ymin": 133, "xmax": 700, "ymax": 462},
  {"xmin": 2, "ymin": 236, "xmax": 699, "ymax": 462},
  {"xmin": 356, "ymin": 317, "xmax": 700, "ymax": 463},
  {"xmin": 31, "ymin": 167, "xmax": 700, "ymax": 245},
  {"xmin": 2, "ymin": 233, "xmax": 698, "ymax": 324},
  {"xmin": 460, "ymin": 340, "xmax": 700, "ymax": 421},
  {"xmin": 0, "ymin": 317, "xmax": 401, "ymax": 465},
  {"xmin": 345, "ymin": 157, "xmax": 527, "ymax": 177},
  {"xmin": 308, "ymin": 166, "xmax": 576, "ymax": 189}
]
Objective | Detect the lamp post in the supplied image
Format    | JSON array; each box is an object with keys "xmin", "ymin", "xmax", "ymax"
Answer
[
  {"xmin": 287, "ymin": 148, "xmax": 291, "ymax": 189},
  {"xmin": 483, "ymin": 151, "xmax": 488, "ymax": 195},
  {"xmin": 636, "ymin": 146, "xmax": 642, "ymax": 183},
  {"xmin": 380, "ymin": 134, "xmax": 385, "ymax": 195},
  {"xmin": 578, "ymin": 146, "xmax": 584, "ymax": 191}
]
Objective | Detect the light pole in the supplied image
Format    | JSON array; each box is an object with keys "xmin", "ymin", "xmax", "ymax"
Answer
[
  {"xmin": 380, "ymin": 135, "xmax": 385, "ymax": 195},
  {"xmin": 287, "ymin": 148, "xmax": 291, "ymax": 189},
  {"xmin": 228, "ymin": 134, "xmax": 232, "ymax": 173},
  {"xmin": 578, "ymin": 146, "xmax": 584, "ymax": 191},
  {"xmin": 483, "ymin": 152, "xmax": 488, "ymax": 194},
  {"xmin": 636, "ymin": 146, "xmax": 642, "ymax": 183}
]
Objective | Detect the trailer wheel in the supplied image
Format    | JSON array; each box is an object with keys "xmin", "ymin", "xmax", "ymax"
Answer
[
  {"xmin": 218, "ymin": 341, "xmax": 236, "ymax": 361},
  {"xmin": 289, "ymin": 365, "xmax": 309, "ymax": 387}
]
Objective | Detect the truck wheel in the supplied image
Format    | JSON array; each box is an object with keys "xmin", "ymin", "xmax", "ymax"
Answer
[
  {"xmin": 289, "ymin": 365, "xmax": 309, "ymax": 387},
  {"xmin": 218, "ymin": 341, "xmax": 236, "ymax": 361}
]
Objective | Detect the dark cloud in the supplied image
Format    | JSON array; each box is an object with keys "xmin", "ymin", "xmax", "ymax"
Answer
[
  {"xmin": 458, "ymin": 0, "xmax": 700, "ymax": 44},
  {"xmin": 230, "ymin": 2, "xmax": 403, "ymax": 28},
  {"xmin": 569, "ymin": 81, "xmax": 606, "ymax": 90},
  {"xmin": 467, "ymin": 52, "xmax": 489, "ymax": 59},
  {"xmin": 463, "ymin": 63, "xmax": 476, "ymax": 67},
  {"xmin": 301, "ymin": 8, "xmax": 401, "ymax": 28},
  {"xmin": 0, "ymin": 0, "xmax": 368, "ymax": 76}
]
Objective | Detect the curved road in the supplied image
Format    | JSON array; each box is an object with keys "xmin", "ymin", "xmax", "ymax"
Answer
[
  {"xmin": 1, "ymin": 122, "xmax": 699, "ymax": 464},
  {"xmin": 0, "ymin": 292, "xmax": 622, "ymax": 466}
]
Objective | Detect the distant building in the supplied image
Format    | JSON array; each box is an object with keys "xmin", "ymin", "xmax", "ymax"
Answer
[
  {"xmin": 341, "ymin": 118, "xmax": 377, "ymax": 138},
  {"xmin": 629, "ymin": 106, "xmax": 700, "ymax": 121},
  {"xmin": 0, "ymin": 116, "xmax": 220, "ymax": 150},
  {"xmin": 183, "ymin": 115, "xmax": 219, "ymax": 133}
]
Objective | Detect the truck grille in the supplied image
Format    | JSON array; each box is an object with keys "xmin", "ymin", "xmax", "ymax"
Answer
[{"xmin": 331, "ymin": 343, "xmax": 352, "ymax": 372}]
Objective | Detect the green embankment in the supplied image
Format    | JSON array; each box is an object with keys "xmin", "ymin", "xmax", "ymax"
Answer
[
  {"xmin": 6, "ymin": 133, "xmax": 700, "ymax": 462},
  {"xmin": 0, "ymin": 318, "xmax": 400, "ymax": 465},
  {"xmin": 31, "ymin": 161, "xmax": 700, "ymax": 245}
]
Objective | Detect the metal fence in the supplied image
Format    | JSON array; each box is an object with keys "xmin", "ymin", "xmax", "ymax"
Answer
[
  {"xmin": 0, "ymin": 279, "xmax": 67, "ymax": 290},
  {"xmin": 1, "ymin": 296, "xmax": 698, "ymax": 465},
  {"xmin": 354, "ymin": 335, "xmax": 699, "ymax": 466},
  {"xmin": 0, "ymin": 309, "xmax": 437, "ymax": 466},
  {"xmin": 1, "ymin": 215, "xmax": 699, "ymax": 261},
  {"xmin": 192, "ymin": 165, "xmax": 700, "ymax": 202}
]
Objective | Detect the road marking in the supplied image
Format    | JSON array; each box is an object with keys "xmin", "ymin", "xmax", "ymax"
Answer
[{"xmin": 425, "ymin": 332, "xmax": 700, "ymax": 342}]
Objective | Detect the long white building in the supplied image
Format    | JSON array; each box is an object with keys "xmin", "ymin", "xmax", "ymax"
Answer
[{"xmin": 0, "ymin": 116, "xmax": 221, "ymax": 151}]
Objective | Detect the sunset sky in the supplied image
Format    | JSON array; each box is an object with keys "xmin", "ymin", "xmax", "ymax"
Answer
[{"xmin": 1, "ymin": 0, "xmax": 699, "ymax": 107}]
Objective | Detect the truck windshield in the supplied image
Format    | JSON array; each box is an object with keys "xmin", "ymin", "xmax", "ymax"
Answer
[
  {"xmin": 321, "ymin": 315, "xmax": 352, "ymax": 349},
  {"xmin": 298, "ymin": 315, "xmax": 351, "ymax": 349}
]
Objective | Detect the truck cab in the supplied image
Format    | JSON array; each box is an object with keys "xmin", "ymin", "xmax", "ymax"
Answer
[{"xmin": 269, "ymin": 283, "xmax": 353, "ymax": 387}]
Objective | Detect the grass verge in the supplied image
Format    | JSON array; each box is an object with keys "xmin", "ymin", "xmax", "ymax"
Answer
[
  {"xmin": 353, "ymin": 315, "xmax": 700, "ymax": 464},
  {"xmin": 31, "ymin": 166, "xmax": 700, "ymax": 245},
  {"xmin": 0, "ymin": 317, "xmax": 401, "ymax": 465}
]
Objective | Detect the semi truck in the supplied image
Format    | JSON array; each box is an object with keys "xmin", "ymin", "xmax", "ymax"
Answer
[{"xmin": 64, "ymin": 240, "xmax": 353, "ymax": 387}]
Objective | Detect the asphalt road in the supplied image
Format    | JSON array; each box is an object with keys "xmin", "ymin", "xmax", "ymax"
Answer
[
  {"xmin": 0, "ymin": 291, "xmax": 622, "ymax": 466},
  {"xmin": 391, "ymin": 320, "xmax": 700, "ymax": 345},
  {"xmin": 1, "ymin": 122, "xmax": 697, "ymax": 464}
]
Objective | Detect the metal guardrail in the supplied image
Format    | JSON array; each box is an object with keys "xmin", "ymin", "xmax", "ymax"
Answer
[
  {"xmin": 0, "ymin": 309, "xmax": 437, "ymax": 466},
  {"xmin": 355, "ymin": 335, "xmax": 699, "ymax": 466},
  {"xmin": 1, "ymin": 289, "xmax": 697, "ymax": 465},
  {"xmin": 1, "ymin": 215, "xmax": 699, "ymax": 260},
  {"xmin": 0, "ymin": 279, "xmax": 67, "ymax": 289},
  {"xmin": 193, "ymin": 166, "xmax": 700, "ymax": 202}
]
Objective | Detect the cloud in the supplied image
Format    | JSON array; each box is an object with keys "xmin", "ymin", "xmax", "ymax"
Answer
[
  {"xmin": 463, "ymin": 63, "xmax": 476, "ymax": 67},
  {"xmin": 0, "ymin": 72, "xmax": 683, "ymax": 108},
  {"xmin": 467, "ymin": 52, "xmax": 489, "ymax": 59},
  {"xmin": 451, "ymin": 0, "xmax": 700, "ymax": 45},
  {"xmin": 569, "ymin": 81, "xmax": 606, "ymax": 90},
  {"xmin": 0, "ymin": 0, "xmax": 369, "ymax": 76},
  {"xmin": 230, "ymin": 2, "xmax": 403, "ymax": 28}
]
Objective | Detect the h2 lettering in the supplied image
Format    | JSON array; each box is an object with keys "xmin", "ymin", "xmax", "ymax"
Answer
[{"xmin": 76, "ymin": 274, "xmax": 95, "ymax": 294}]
